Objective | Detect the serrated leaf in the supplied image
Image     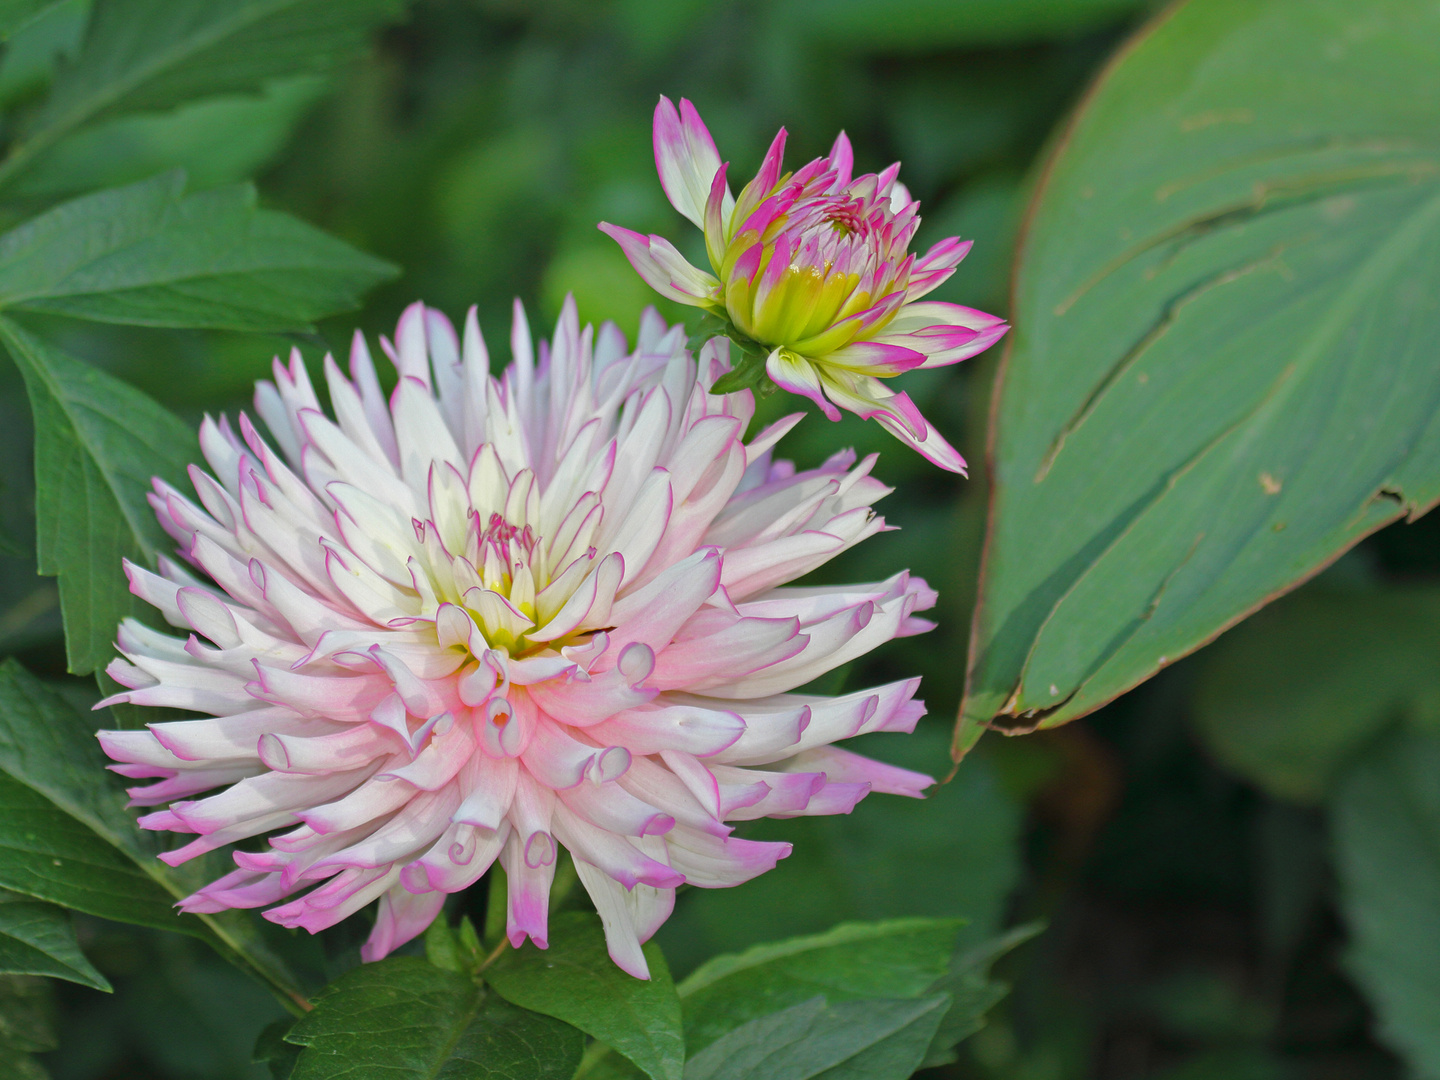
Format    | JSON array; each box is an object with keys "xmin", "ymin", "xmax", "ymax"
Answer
[
  {"xmin": 959, "ymin": 0, "xmax": 1440, "ymax": 752},
  {"xmin": 285, "ymin": 957, "xmax": 584, "ymax": 1080},
  {"xmin": 484, "ymin": 911, "xmax": 684, "ymax": 1080},
  {"xmin": 2, "ymin": 315, "xmax": 194, "ymax": 674},
  {"xmin": 682, "ymin": 995, "xmax": 950, "ymax": 1080},
  {"xmin": 0, "ymin": 0, "xmax": 405, "ymax": 187},
  {"xmin": 1194, "ymin": 584, "xmax": 1440, "ymax": 802},
  {"xmin": 0, "ymin": 892, "xmax": 110, "ymax": 990},
  {"xmin": 0, "ymin": 659, "xmax": 311, "ymax": 1012},
  {"xmin": 678, "ymin": 918, "xmax": 962, "ymax": 1056},
  {"xmin": 10, "ymin": 75, "xmax": 329, "ymax": 199},
  {"xmin": 0, "ymin": 172, "xmax": 395, "ymax": 332},
  {"xmin": 918, "ymin": 923, "xmax": 1041, "ymax": 1068},
  {"xmin": 1332, "ymin": 729, "xmax": 1440, "ymax": 1078}
]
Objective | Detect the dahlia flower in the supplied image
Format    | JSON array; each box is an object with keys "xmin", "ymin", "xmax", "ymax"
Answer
[
  {"xmin": 599, "ymin": 96, "xmax": 1009, "ymax": 474},
  {"xmin": 97, "ymin": 298, "xmax": 937, "ymax": 977}
]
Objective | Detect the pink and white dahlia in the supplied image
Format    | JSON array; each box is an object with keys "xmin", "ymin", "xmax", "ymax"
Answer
[
  {"xmin": 97, "ymin": 299, "xmax": 937, "ymax": 977},
  {"xmin": 599, "ymin": 96, "xmax": 1009, "ymax": 474}
]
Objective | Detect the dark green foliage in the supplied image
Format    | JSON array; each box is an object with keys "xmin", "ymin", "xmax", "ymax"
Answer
[
  {"xmin": 0, "ymin": 974, "xmax": 56, "ymax": 1079},
  {"xmin": 0, "ymin": 890, "xmax": 109, "ymax": 990},
  {"xmin": 3, "ymin": 319, "xmax": 195, "ymax": 673},
  {"xmin": 284, "ymin": 957, "xmax": 585, "ymax": 1080},
  {"xmin": 678, "ymin": 918, "xmax": 965, "ymax": 1055},
  {"xmin": 0, "ymin": 771, "xmax": 178, "ymax": 932},
  {"xmin": 484, "ymin": 912, "xmax": 685, "ymax": 1080},
  {"xmin": 0, "ymin": 173, "xmax": 394, "ymax": 331},
  {"xmin": 0, "ymin": 658, "xmax": 311, "ymax": 1010},
  {"xmin": 682, "ymin": 995, "xmax": 950, "ymax": 1080},
  {"xmin": 1195, "ymin": 582, "xmax": 1440, "ymax": 802},
  {"xmin": 772, "ymin": 0, "xmax": 1144, "ymax": 49},
  {"xmin": 677, "ymin": 918, "xmax": 1034, "ymax": 1073},
  {"xmin": 1332, "ymin": 731, "xmax": 1440, "ymax": 1077},
  {"xmin": 1, "ymin": 0, "xmax": 407, "ymax": 188}
]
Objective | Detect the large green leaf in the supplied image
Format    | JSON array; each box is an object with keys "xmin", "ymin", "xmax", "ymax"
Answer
[
  {"xmin": 0, "ymin": 890, "xmax": 110, "ymax": 991},
  {"xmin": 1332, "ymin": 730, "xmax": 1440, "ymax": 1078},
  {"xmin": 285, "ymin": 956, "xmax": 584, "ymax": 1080},
  {"xmin": 0, "ymin": 770, "xmax": 179, "ymax": 932},
  {"xmin": 2, "ymin": 316, "xmax": 194, "ymax": 674},
  {"xmin": 959, "ymin": 0, "xmax": 1440, "ymax": 752},
  {"xmin": 0, "ymin": 172, "xmax": 395, "ymax": 332},
  {"xmin": 485, "ymin": 912, "xmax": 685, "ymax": 1080},
  {"xmin": 1194, "ymin": 582, "xmax": 1440, "ymax": 802},
  {"xmin": 916, "ymin": 924, "xmax": 1041, "ymax": 1068},
  {"xmin": 0, "ymin": 659, "xmax": 312, "ymax": 1013},
  {"xmin": 0, "ymin": 0, "xmax": 405, "ymax": 187},
  {"xmin": 678, "ymin": 918, "xmax": 962, "ymax": 1056},
  {"xmin": 682, "ymin": 995, "xmax": 950, "ymax": 1080},
  {"xmin": 677, "ymin": 918, "xmax": 1033, "ymax": 1071}
]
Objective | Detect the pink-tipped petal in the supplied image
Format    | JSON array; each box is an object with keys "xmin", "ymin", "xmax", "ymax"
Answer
[
  {"xmin": 654, "ymin": 96, "xmax": 725, "ymax": 229},
  {"xmin": 598, "ymin": 223, "xmax": 719, "ymax": 307},
  {"xmin": 766, "ymin": 349, "xmax": 840, "ymax": 422}
]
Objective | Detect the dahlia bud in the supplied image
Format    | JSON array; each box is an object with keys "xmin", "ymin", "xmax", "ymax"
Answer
[{"xmin": 600, "ymin": 95, "xmax": 1009, "ymax": 473}]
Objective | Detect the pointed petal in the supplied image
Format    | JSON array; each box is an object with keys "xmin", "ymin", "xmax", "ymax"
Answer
[
  {"xmin": 654, "ymin": 95, "xmax": 724, "ymax": 229},
  {"xmin": 598, "ymin": 223, "xmax": 719, "ymax": 306}
]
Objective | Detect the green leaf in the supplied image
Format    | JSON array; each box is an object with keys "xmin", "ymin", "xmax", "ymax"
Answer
[
  {"xmin": 918, "ymin": 924, "xmax": 1042, "ymax": 1068},
  {"xmin": 485, "ymin": 911, "xmax": 684, "ymax": 1080},
  {"xmin": 775, "ymin": 0, "xmax": 1143, "ymax": 48},
  {"xmin": 678, "ymin": 918, "xmax": 963, "ymax": 1056},
  {"xmin": 1194, "ymin": 583, "xmax": 1440, "ymax": 801},
  {"xmin": 0, "ymin": 0, "xmax": 62, "ymax": 41},
  {"xmin": 2, "ymin": 315, "xmax": 195, "ymax": 674},
  {"xmin": 285, "ymin": 956, "xmax": 584, "ymax": 1080},
  {"xmin": 254, "ymin": 1017, "xmax": 301, "ymax": 1080},
  {"xmin": 682, "ymin": 995, "xmax": 950, "ymax": 1080},
  {"xmin": 1332, "ymin": 729, "xmax": 1440, "ymax": 1078},
  {"xmin": 0, "ymin": 770, "xmax": 180, "ymax": 932},
  {"xmin": 0, "ymin": 659, "xmax": 312, "ymax": 1013},
  {"xmin": 960, "ymin": 0, "xmax": 1440, "ymax": 751},
  {"xmin": 10, "ymin": 75, "xmax": 329, "ymax": 199},
  {"xmin": 0, "ymin": 890, "xmax": 110, "ymax": 990},
  {"xmin": 0, "ymin": 173, "xmax": 396, "ymax": 332},
  {"xmin": 0, "ymin": 0, "xmax": 405, "ymax": 188}
]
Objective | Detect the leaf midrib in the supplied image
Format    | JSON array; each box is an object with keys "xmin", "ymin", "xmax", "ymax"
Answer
[
  {"xmin": 423, "ymin": 982, "xmax": 485, "ymax": 1080},
  {"xmin": 0, "ymin": 0, "xmax": 310, "ymax": 189}
]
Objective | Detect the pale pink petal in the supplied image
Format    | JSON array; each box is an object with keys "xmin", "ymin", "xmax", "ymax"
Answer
[
  {"xmin": 654, "ymin": 95, "xmax": 724, "ymax": 229},
  {"xmin": 597, "ymin": 223, "xmax": 718, "ymax": 306},
  {"xmin": 96, "ymin": 298, "xmax": 939, "ymax": 979}
]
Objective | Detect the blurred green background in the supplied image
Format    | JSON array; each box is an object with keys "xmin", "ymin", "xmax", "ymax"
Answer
[{"xmin": 2, "ymin": 1, "xmax": 1429, "ymax": 1077}]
